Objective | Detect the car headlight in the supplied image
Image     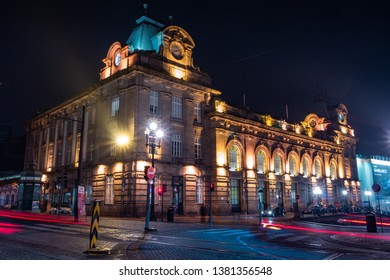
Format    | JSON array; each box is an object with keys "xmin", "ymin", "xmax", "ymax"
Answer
[{"xmin": 267, "ymin": 211, "xmax": 272, "ymax": 215}]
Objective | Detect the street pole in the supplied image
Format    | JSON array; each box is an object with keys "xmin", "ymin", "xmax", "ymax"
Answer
[
  {"xmin": 150, "ymin": 140, "xmax": 156, "ymax": 221},
  {"xmin": 121, "ymin": 156, "xmax": 125, "ymax": 217},
  {"xmin": 74, "ymin": 105, "xmax": 85, "ymax": 222}
]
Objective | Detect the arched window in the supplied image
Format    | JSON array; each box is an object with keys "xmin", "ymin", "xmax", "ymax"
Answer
[
  {"xmin": 289, "ymin": 157, "xmax": 297, "ymax": 176},
  {"xmin": 303, "ymin": 158, "xmax": 310, "ymax": 177},
  {"xmin": 315, "ymin": 160, "xmax": 322, "ymax": 178},
  {"xmin": 257, "ymin": 151, "xmax": 267, "ymax": 173},
  {"xmin": 228, "ymin": 145, "xmax": 241, "ymax": 171},
  {"xmin": 274, "ymin": 154, "xmax": 283, "ymax": 175},
  {"xmin": 330, "ymin": 162, "xmax": 337, "ymax": 180}
]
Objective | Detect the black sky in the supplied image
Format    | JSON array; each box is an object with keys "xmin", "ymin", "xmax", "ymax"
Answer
[{"xmin": 1, "ymin": 0, "xmax": 390, "ymax": 157}]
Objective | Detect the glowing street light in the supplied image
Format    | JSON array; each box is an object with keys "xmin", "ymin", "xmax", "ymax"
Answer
[
  {"xmin": 313, "ymin": 186, "xmax": 322, "ymax": 205},
  {"xmin": 116, "ymin": 135, "xmax": 129, "ymax": 217},
  {"xmin": 342, "ymin": 190, "xmax": 349, "ymax": 213},
  {"xmin": 144, "ymin": 122, "xmax": 163, "ymax": 230},
  {"xmin": 364, "ymin": 190, "xmax": 373, "ymax": 211}
]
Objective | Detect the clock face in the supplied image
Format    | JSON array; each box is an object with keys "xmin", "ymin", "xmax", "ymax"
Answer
[
  {"xmin": 338, "ymin": 113, "xmax": 344, "ymax": 122},
  {"xmin": 170, "ymin": 42, "xmax": 183, "ymax": 60},
  {"xmin": 114, "ymin": 53, "xmax": 121, "ymax": 67}
]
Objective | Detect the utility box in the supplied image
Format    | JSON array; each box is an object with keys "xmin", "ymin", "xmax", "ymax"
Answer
[
  {"xmin": 167, "ymin": 206, "xmax": 174, "ymax": 222},
  {"xmin": 365, "ymin": 213, "xmax": 377, "ymax": 232}
]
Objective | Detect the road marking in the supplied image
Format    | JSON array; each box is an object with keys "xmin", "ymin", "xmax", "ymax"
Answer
[{"xmin": 188, "ymin": 228, "xmax": 232, "ymax": 233}]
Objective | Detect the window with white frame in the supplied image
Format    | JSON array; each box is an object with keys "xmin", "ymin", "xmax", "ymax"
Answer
[
  {"xmin": 330, "ymin": 162, "xmax": 337, "ymax": 180},
  {"xmin": 274, "ymin": 154, "xmax": 282, "ymax": 175},
  {"xmin": 303, "ymin": 158, "xmax": 310, "ymax": 177},
  {"xmin": 194, "ymin": 137, "xmax": 201, "ymax": 159},
  {"xmin": 229, "ymin": 145, "xmax": 241, "ymax": 171},
  {"xmin": 105, "ymin": 175, "xmax": 114, "ymax": 204},
  {"xmin": 111, "ymin": 95, "xmax": 120, "ymax": 117},
  {"xmin": 257, "ymin": 151, "xmax": 266, "ymax": 173},
  {"xmin": 315, "ymin": 160, "xmax": 322, "ymax": 178},
  {"xmin": 149, "ymin": 91, "xmax": 159, "ymax": 114},
  {"xmin": 194, "ymin": 102, "xmax": 201, "ymax": 123},
  {"xmin": 171, "ymin": 134, "xmax": 182, "ymax": 157},
  {"xmin": 172, "ymin": 96, "xmax": 182, "ymax": 119},
  {"xmin": 196, "ymin": 177, "xmax": 204, "ymax": 204},
  {"xmin": 289, "ymin": 156, "xmax": 297, "ymax": 176}
]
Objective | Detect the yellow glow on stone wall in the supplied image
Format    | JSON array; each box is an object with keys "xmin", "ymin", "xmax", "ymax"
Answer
[
  {"xmin": 265, "ymin": 115, "xmax": 272, "ymax": 126},
  {"xmin": 97, "ymin": 165, "xmax": 106, "ymax": 175},
  {"xmin": 215, "ymin": 100, "xmax": 226, "ymax": 113},
  {"xmin": 183, "ymin": 165, "xmax": 196, "ymax": 175},
  {"xmin": 246, "ymin": 156, "xmax": 254, "ymax": 169},
  {"xmin": 217, "ymin": 167, "xmax": 226, "ymax": 176},
  {"xmin": 114, "ymin": 162, "xmax": 123, "ymax": 173},
  {"xmin": 170, "ymin": 67, "xmax": 185, "ymax": 79},
  {"xmin": 136, "ymin": 161, "xmax": 148, "ymax": 172},
  {"xmin": 217, "ymin": 152, "xmax": 226, "ymax": 166}
]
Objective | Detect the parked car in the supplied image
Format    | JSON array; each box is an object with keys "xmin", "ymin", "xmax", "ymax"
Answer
[
  {"xmin": 262, "ymin": 206, "xmax": 286, "ymax": 217},
  {"xmin": 49, "ymin": 203, "xmax": 72, "ymax": 214},
  {"xmin": 303, "ymin": 205, "xmax": 326, "ymax": 216}
]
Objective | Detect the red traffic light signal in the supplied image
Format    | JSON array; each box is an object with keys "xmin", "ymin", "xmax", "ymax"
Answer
[
  {"xmin": 210, "ymin": 183, "xmax": 215, "ymax": 192},
  {"xmin": 158, "ymin": 186, "xmax": 164, "ymax": 196}
]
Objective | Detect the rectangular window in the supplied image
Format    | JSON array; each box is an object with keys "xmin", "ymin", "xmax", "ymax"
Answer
[
  {"xmin": 105, "ymin": 175, "xmax": 114, "ymax": 205},
  {"xmin": 194, "ymin": 102, "xmax": 201, "ymax": 123},
  {"xmin": 196, "ymin": 177, "xmax": 204, "ymax": 204},
  {"xmin": 171, "ymin": 134, "xmax": 182, "ymax": 157},
  {"xmin": 111, "ymin": 95, "xmax": 120, "ymax": 117},
  {"xmin": 172, "ymin": 96, "xmax": 182, "ymax": 119},
  {"xmin": 85, "ymin": 185, "xmax": 92, "ymax": 205},
  {"xmin": 149, "ymin": 91, "xmax": 159, "ymax": 114},
  {"xmin": 194, "ymin": 137, "xmax": 201, "ymax": 159}
]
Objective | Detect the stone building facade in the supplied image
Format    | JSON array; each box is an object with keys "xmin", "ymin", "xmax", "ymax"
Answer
[{"xmin": 22, "ymin": 12, "xmax": 360, "ymax": 217}]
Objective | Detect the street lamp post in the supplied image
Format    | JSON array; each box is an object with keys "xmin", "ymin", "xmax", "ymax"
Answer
[
  {"xmin": 116, "ymin": 135, "xmax": 129, "ymax": 217},
  {"xmin": 364, "ymin": 190, "xmax": 372, "ymax": 212},
  {"xmin": 144, "ymin": 122, "xmax": 163, "ymax": 229},
  {"xmin": 342, "ymin": 190, "xmax": 348, "ymax": 213}
]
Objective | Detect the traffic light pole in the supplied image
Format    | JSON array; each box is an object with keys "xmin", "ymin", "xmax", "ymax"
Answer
[{"xmin": 74, "ymin": 106, "xmax": 85, "ymax": 222}]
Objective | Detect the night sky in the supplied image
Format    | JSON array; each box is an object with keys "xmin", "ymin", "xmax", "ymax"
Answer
[{"xmin": 1, "ymin": 0, "xmax": 390, "ymax": 157}]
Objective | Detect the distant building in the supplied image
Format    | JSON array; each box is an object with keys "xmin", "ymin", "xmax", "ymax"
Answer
[
  {"xmin": 0, "ymin": 172, "xmax": 19, "ymax": 208},
  {"xmin": 22, "ymin": 10, "xmax": 360, "ymax": 217},
  {"xmin": 357, "ymin": 155, "xmax": 390, "ymax": 214}
]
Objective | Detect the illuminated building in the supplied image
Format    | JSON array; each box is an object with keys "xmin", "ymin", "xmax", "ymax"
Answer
[{"xmin": 22, "ymin": 9, "xmax": 360, "ymax": 217}]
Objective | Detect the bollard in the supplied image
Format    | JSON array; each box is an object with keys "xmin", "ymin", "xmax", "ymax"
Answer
[{"xmin": 87, "ymin": 200, "xmax": 110, "ymax": 255}]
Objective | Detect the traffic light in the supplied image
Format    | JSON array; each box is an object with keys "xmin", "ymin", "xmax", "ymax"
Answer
[
  {"xmin": 62, "ymin": 172, "xmax": 68, "ymax": 187},
  {"xmin": 158, "ymin": 186, "xmax": 164, "ymax": 196},
  {"xmin": 210, "ymin": 183, "xmax": 215, "ymax": 192},
  {"xmin": 163, "ymin": 184, "xmax": 167, "ymax": 193},
  {"xmin": 57, "ymin": 176, "xmax": 63, "ymax": 186}
]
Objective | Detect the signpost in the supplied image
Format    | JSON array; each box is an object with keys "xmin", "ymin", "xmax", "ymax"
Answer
[
  {"xmin": 146, "ymin": 166, "xmax": 155, "ymax": 180},
  {"xmin": 372, "ymin": 183, "xmax": 384, "ymax": 232}
]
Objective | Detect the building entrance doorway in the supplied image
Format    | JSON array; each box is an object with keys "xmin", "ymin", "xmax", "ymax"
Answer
[
  {"xmin": 172, "ymin": 176, "xmax": 183, "ymax": 215},
  {"xmin": 230, "ymin": 179, "xmax": 241, "ymax": 213}
]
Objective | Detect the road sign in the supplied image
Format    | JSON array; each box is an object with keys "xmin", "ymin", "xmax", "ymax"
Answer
[
  {"xmin": 146, "ymin": 166, "xmax": 155, "ymax": 180},
  {"xmin": 372, "ymin": 183, "xmax": 381, "ymax": 193},
  {"xmin": 56, "ymin": 185, "xmax": 62, "ymax": 190}
]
